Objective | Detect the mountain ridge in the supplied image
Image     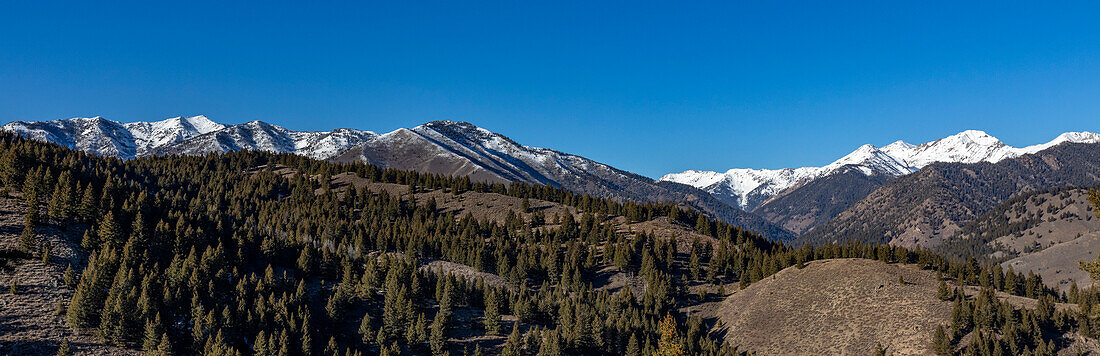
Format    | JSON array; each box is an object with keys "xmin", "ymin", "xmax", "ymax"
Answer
[
  {"xmin": 1, "ymin": 116, "xmax": 796, "ymax": 241},
  {"xmin": 661, "ymin": 129, "xmax": 1100, "ymax": 212}
]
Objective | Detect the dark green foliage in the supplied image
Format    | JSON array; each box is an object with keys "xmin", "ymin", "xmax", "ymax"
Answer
[
  {"xmin": 483, "ymin": 289, "xmax": 501, "ymax": 335},
  {"xmin": 0, "ymin": 132, "xmax": 1077, "ymax": 355},
  {"xmin": 56, "ymin": 339, "xmax": 72, "ymax": 356},
  {"xmin": 932, "ymin": 325, "xmax": 951, "ymax": 356}
]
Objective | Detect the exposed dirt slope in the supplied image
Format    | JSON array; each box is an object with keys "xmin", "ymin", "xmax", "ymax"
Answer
[{"xmin": 707, "ymin": 259, "xmax": 952, "ymax": 356}]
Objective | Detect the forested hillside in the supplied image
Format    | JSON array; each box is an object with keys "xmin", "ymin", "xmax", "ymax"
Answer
[{"xmin": 1, "ymin": 133, "xmax": 1098, "ymax": 355}]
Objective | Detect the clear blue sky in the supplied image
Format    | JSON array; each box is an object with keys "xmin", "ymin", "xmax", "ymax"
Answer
[{"xmin": 2, "ymin": 1, "xmax": 1099, "ymax": 178}]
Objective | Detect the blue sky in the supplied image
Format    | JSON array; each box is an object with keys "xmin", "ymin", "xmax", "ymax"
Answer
[{"xmin": 2, "ymin": 1, "xmax": 1099, "ymax": 178}]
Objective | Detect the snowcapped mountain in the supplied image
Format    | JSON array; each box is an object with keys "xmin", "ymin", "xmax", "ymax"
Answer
[
  {"xmin": 151, "ymin": 121, "xmax": 377, "ymax": 160},
  {"xmin": 1, "ymin": 116, "xmax": 795, "ymax": 240},
  {"xmin": 123, "ymin": 115, "xmax": 227, "ymax": 156},
  {"xmin": 660, "ymin": 130, "xmax": 1100, "ymax": 211},
  {"xmin": 1, "ymin": 116, "xmax": 375, "ymax": 160},
  {"xmin": 332, "ymin": 120, "xmax": 796, "ymax": 241},
  {"xmin": 339, "ymin": 120, "xmax": 606, "ymax": 185}
]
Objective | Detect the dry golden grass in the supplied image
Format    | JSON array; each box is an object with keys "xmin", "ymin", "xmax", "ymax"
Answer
[{"xmin": 704, "ymin": 259, "xmax": 952, "ymax": 356}]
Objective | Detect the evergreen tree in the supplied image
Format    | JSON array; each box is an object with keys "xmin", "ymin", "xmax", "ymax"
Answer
[
  {"xmin": 63, "ymin": 264, "xmax": 76, "ymax": 286},
  {"xmin": 655, "ymin": 314, "xmax": 683, "ymax": 356},
  {"xmin": 19, "ymin": 212, "xmax": 37, "ymax": 253},
  {"xmin": 143, "ymin": 315, "xmax": 163, "ymax": 352},
  {"xmin": 501, "ymin": 323, "xmax": 522, "ymax": 356},
  {"xmin": 358, "ymin": 312, "xmax": 373, "ymax": 346},
  {"xmin": 155, "ymin": 332, "xmax": 174, "ymax": 356},
  {"xmin": 937, "ymin": 280, "xmax": 952, "ymax": 301},
  {"xmin": 56, "ymin": 339, "xmax": 72, "ymax": 356},
  {"xmin": 0, "ymin": 148, "xmax": 22, "ymax": 188},
  {"xmin": 625, "ymin": 333, "xmax": 641, "ymax": 356},
  {"xmin": 933, "ymin": 325, "xmax": 952, "ymax": 356},
  {"xmin": 298, "ymin": 247, "xmax": 315, "ymax": 275},
  {"xmin": 97, "ymin": 212, "xmax": 120, "ymax": 248},
  {"xmin": 536, "ymin": 329, "xmax": 561, "ymax": 356},
  {"xmin": 429, "ymin": 312, "xmax": 448, "ymax": 356},
  {"xmin": 483, "ymin": 290, "xmax": 501, "ymax": 335}
]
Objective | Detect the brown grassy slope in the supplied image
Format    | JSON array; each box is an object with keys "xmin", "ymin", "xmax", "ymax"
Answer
[
  {"xmin": 961, "ymin": 187, "xmax": 1100, "ymax": 254},
  {"xmin": 0, "ymin": 197, "xmax": 137, "ymax": 356},
  {"xmin": 703, "ymin": 259, "xmax": 952, "ymax": 356},
  {"xmin": 1003, "ymin": 231, "xmax": 1100, "ymax": 291},
  {"xmin": 937, "ymin": 187, "xmax": 1100, "ymax": 290}
]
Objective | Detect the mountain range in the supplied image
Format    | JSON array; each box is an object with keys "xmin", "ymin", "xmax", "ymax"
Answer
[
  {"xmin": 6, "ymin": 115, "xmax": 1100, "ymax": 245},
  {"xmin": 1, "ymin": 116, "xmax": 794, "ymax": 241},
  {"xmin": 661, "ymin": 129, "xmax": 1100, "ymax": 233}
]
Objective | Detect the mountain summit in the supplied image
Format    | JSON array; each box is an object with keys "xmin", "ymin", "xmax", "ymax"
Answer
[{"xmin": 660, "ymin": 130, "xmax": 1100, "ymax": 212}]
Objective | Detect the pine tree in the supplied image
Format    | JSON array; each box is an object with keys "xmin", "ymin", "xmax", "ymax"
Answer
[
  {"xmin": 625, "ymin": 333, "xmax": 641, "ymax": 356},
  {"xmin": 68, "ymin": 250, "xmax": 117, "ymax": 329},
  {"xmin": 78, "ymin": 185, "xmax": 97, "ymax": 223},
  {"xmin": 536, "ymin": 329, "xmax": 561, "ymax": 356},
  {"xmin": 937, "ymin": 280, "xmax": 952, "ymax": 301},
  {"xmin": 156, "ymin": 332, "xmax": 174, "ymax": 356},
  {"xmin": 0, "ymin": 148, "xmax": 22, "ymax": 188},
  {"xmin": 655, "ymin": 314, "xmax": 683, "ymax": 356},
  {"xmin": 81, "ymin": 229, "xmax": 98, "ymax": 250},
  {"xmin": 933, "ymin": 325, "xmax": 951, "ymax": 356},
  {"xmin": 429, "ymin": 312, "xmax": 447, "ymax": 356},
  {"xmin": 1080, "ymin": 252, "xmax": 1100, "ymax": 282},
  {"xmin": 325, "ymin": 337, "xmax": 338, "ymax": 355},
  {"xmin": 358, "ymin": 312, "xmax": 373, "ymax": 346},
  {"xmin": 406, "ymin": 312, "xmax": 428, "ymax": 345},
  {"xmin": 483, "ymin": 290, "xmax": 501, "ymax": 335},
  {"xmin": 40, "ymin": 241, "xmax": 51, "ymax": 264},
  {"xmin": 56, "ymin": 339, "xmax": 72, "ymax": 356},
  {"xmin": 19, "ymin": 212, "xmax": 37, "ymax": 253},
  {"xmin": 501, "ymin": 323, "xmax": 522, "ymax": 356},
  {"xmin": 97, "ymin": 212, "xmax": 120, "ymax": 248},
  {"xmin": 63, "ymin": 264, "xmax": 76, "ymax": 287},
  {"xmin": 48, "ymin": 180, "xmax": 71, "ymax": 223},
  {"xmin": 143, "ymin": 315, "xmax": 163, "ymax": 352},
  {"xmin": 298, "ymin": 247, "xmax": 315, "ymax": 275}
]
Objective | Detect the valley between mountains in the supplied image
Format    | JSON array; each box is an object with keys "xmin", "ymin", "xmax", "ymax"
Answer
[{"xmin": 3, "ymin": 116, "xmax": 1100, "ymax": 355}]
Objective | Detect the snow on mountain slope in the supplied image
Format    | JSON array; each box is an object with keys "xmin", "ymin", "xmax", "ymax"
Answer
[
  {"xmin": 123, "ymin": 115, "xmax": 226, "ymax": 156},
  {"xmin": 2, "ymin": 116, "xmax": 376, "ymax": 160},
  {"xmin": 2, "ymin": 117, "xmax": 138, "ymax": 158},
  {"xmin": 661, "ymin": 130, "xmax": 1100, "ymax": 211},
  {"xmin": 331, "ymin": 120, "xmax": 798, "ymax": 241},
  {"xmin": 152, "ymin": 120, "xmax": 377, "ymax": 159}
]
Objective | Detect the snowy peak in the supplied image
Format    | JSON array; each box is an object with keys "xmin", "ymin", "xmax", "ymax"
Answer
[
  {"xmin": 1017, "ymin": 131, "xmax": 1100, "ymax": 155},
  {"xmin": 660, "ymin": 129, "xmax": 1100, "ymax": 211},
  {"xmin": 2, "ymin": 116, "xmax": 137, "ymax": 158},
  {"xmin": 895, "ymin": 129, "xmax": 1008, "ymax": 168},
  {"xmin": 123, "ymin": 115, "xmax": 227, "ymax": 156},
  {"xmin": 1, "ymin": 116, "xmax": 375, "ymax": 160},
  {"xmin": 823, "ymin": 144, "xmax": 912, "ymax": 176}
]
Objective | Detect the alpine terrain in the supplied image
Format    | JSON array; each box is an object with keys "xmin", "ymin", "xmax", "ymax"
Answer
[
  {"xmin": 661, "ymin": 130, "xmax": 1100, "ymax": 234},
  {"xmin": 1, "ymin": 116, "xmax": 794, "ymax": 241}
]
